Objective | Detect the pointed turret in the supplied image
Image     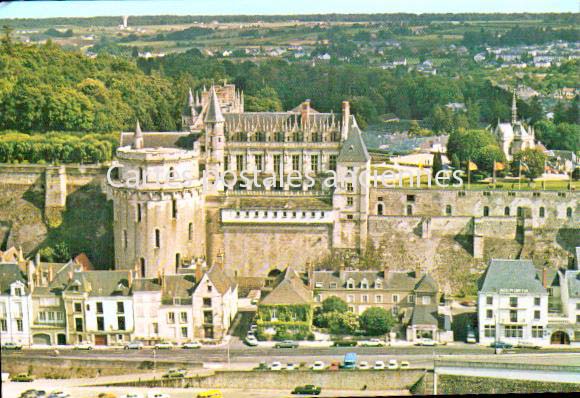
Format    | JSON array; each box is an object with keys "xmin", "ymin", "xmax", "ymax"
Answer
[
  {"xmin": 133, "ymin": 120, "xmax": 144, "ymax": 150},
  {"xmin": 204, "ymin": 86, "xmax": 225, "ymax": 123}
]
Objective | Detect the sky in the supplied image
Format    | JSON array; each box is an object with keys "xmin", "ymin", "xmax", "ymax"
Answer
[{"xmin": 0, "ymin": 0, "xmax": 577, "ymax": 19}]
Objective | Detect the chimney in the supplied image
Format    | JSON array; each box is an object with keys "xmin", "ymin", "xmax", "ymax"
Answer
[
  {"xmin": 195, "ymin": 259, "xmax": 203, "ymax": 282},
  {"xmin": 48, "ymin": 266, "xmax": 54, "ymax": 284},
  {"xmin": 300, "ymin": 100, "xmax": 311, "ymax": 128},
  {"xmin": 542, "ymin": 267, "xmax": 547, "ymax": 288},
  {"xmin": 26, "ymin": 261, "xmax": 34, "ymax": 291},
  {"xmin": 341, "ymin": 100, "xmax": 350, "ymax": 140},
  {"xmin": 35, "ymin": 252, "xmax": 41, "ymax": 268},
  {"xmin": 35, "ymin": 264, "xmax": 42, "ymax": 286},
  {"xmin": 68, "ymin": 270, "xmax": 73, "ymax": 281}
]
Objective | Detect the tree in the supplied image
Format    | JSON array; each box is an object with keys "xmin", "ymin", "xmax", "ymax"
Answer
[
  {"xmin": 513, "ymin": 148, "xmax": 547, "ymax": 181},
  {"xmin": 327, "ymin": 311, "xmax": 359, "ymax": 335},
  {"xmin": 359, "ymin": 307, "xmax": 395, "ymax": 336},
  {"xmin": 447, "ymin": 129, "xmax": 500, "ymax": 169},
  {"xmin": 321, "ymin": 296, "xmax": 348, "ymax": 314},
  {"xmin": 432, "ymin": 151, "xmax": 443, "ymax": 178}
]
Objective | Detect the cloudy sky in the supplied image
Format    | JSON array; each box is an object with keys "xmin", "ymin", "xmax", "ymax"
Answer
[{"xmin": 0, "ymin": 0, "xmax": 577, "ymax": 19}]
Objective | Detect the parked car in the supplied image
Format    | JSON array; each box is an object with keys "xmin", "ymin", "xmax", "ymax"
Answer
[
  {"xmin": 11, "ymin": 373, "xmax": 34, "ymax": 382},
  {"xmin": 387, "ymin": 359, "xmax": 398, "ymax": 370},
  {"xmin": 182, "ymin": 341, "xmax": 202, "ymax": 349},
  {"xmin": 124, "ymin": 341, "xmax": 144, "ymax": 350},
  {"xmin": 292, "ymin": 385, "xmax": 322, "ymax": 395},
  {"xmin": 466, "ymin": 332, "xmax": 477, "ymax": 344},
  {"xmin": 400, "ymin": 360, "xmax": 410, "ymax": 369},
  {"xmin": 516, "ymin": 341, "xmax": 540, "ymax": 349},
  {"xmin": 332, "ymin": 340, "xmax": 357, "ymax": 347},
  {"xmin": 245, "ymin": 335, "xmax": 259, "ymax": 346},
  {"xmin": 328, "ymin": 361, "xmax": 340, "ymax": 371},
  {"xmin": 147, "ymin": 394, "xmax": 169, "ymax": 398},
  {"xmin": 121, "ymin": 394, "xmax": 143, "ymax": 398},
  {"xmin": 358, "ymin": 361, "xmax": 370, "ymax": 370},
  {"xmin": 47, "ymin": 392, "xmax": 69, "ymax": 398},
  {"xmin": 249, "ymin": 324, "xmax": 258, "ymax": 332},
  {"xmin": 311, "ymin": 361, "xmax": 326, "ymax": 371},
  {"xmin": 97, "ymin": 393, "xmax": 117, "ymax": 398},
  {"xmin": 360, "ymin": 338, "xmax": 384, "ymax": 347},
  {"xmin": 415, "ymin": 338, "xmax": 437, "ymax": 346},
  {"xmin": 286, "ymin": 363, "xmax": 298, "ymax": 370},
  {"xmin": 20, "ymin": 390, "xmax": 43, "ymax": 398},
  {"xmin": 2, "ymin": 341, "xmax": 23, "ymax": 350},
  {"xmin": 246, "ymin": 330, "xmax": 255, "ymax": 338},
  {"xmin": 154, "ymin": 341, "xmax": 173, "ymax": 350},
  {"xmin": 270, "ymin": 361, "xmax": 283, "ymax": 371},
  {"xmin": 196, "ymin": 390, "xmax": 222, "ymax": 398},
  {"xmin": 373, "ymin": 360, "xmax": 386, "ymax": 370},
  {"xmin": 490, "ymin": 341, "xmax": 513, "ymax": 349},
  {"xmin": 163, "ymin": 368, "xmax": 186, "ymax": 378},
  {"xmin": 73, "ymin": 343, "xmax": 93, "ymax": 350},
  {"xmin": 274, "ymin": 340, "xmax": 298, "ymax": 349}
]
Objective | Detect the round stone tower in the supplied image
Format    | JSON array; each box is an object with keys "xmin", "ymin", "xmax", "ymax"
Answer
[{"xmin": 109, "ymin": 122, "xmax": 205, "ymax": 277}]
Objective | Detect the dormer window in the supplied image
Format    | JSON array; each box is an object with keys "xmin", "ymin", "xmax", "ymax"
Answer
[
  {"xmin": 360, "ymin": 278, "xmax": 369, "ymax": 289},
  {"xmin": 375, "ymin": 280, "xmax": 382, "ymax": 289},
  {"xmin": 346, "ymin": 278, "xmax": 355, "ymax": 289},
  {"xmin": 14, "ymin": 287, "xmax": 22, "ymax": 296},
  {"xmin": 315, "ymin": 282, "xmax": 323, "ymax": 288}
]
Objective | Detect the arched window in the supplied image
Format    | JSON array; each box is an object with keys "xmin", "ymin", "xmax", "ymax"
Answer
[
  {"xmin": 168, "ymin": 167, "xmax": 176, "ymax": 179},
  {"xmin": 188, "ymin": 223, "xmax": 193, "ymax": 241},
  {"xmin": 175, "ymin": 253, "xmax": 181, "ymax": 271},
  {"xmin": 483, "ymin": 206, "xmax": 490, "ymax": 217},
  {"xmin": 406, "ymin": 205, "xmax": 413, "ymax": 216},
  {"xmin": 172, "ymin": 199, "xmax": 177, "ymax": 219},
  {"xmin": 517, "ymin": 207, "xmax": 523, "ymax": 217},
  {"xmin": 445, "ymin": 205, "xmax": 452, "ymax": 216},
  {"xmin": 137, "ymin": 203, "xmax": 142, "ymax": 222},
  {"xmin": 377, "ymin": 203, "xmax": 384, "ymax": 215},
  {"xmin": 539, "ymin": 207, "xmax": 545, "ymax": 218},
  {"xmin": 504, "ymin": 207, "xmax": 510, "ymax": 216},
  {"xmin": 567, "ymin": 207, "xmax": 573, "ymax": 218},
  {"xmin": 140, "ymin": 258, "xmax": 146, "ymax": 278},
  {"xmin": 139, "ymin": 167, "xmax": 144, "ymax": 184}
]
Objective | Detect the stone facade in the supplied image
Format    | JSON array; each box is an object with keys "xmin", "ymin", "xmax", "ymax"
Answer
[{"xmin": 106, "ymin": 84, "xmax": 578, "ymax": 287}]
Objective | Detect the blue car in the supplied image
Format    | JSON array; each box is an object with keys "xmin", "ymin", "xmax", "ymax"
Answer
[{"xmin": 490, "ymin": 341, "xmax": 513, "ymax": 349}]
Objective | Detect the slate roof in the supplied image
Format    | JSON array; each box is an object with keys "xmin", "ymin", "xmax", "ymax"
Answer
[
  {"xmin": 414, "ymin": 274, "xmax": 438, "ymax": 293},
  {"xmin": 480, "ymin": 259, "xmax": 547, "ymax": 294},
  {"xmin": 162, "ymin": 274, "xmax": 196, "ymax": 300},
  {"xmin": 261, "ymin": 267, "xmax": 312, "ymax": 306},
  {"xmin": 65, "ymin": 270, "xmax": 131, "ymax": 297},
  {"xmin": 204, "ymin": 86, "xmax": 226, "ymax": 123},
  {"xmin": 119, "ymin": 132, "xmax": 200, "ymax": 149},
  {"xmin": 131, "ymin": 278, "xmax": 162, "ymax": 292},
  {"xmin": 0, "ymin": 263, "xmax": 27, "ymax": 295},
  {"xmin": 410, "ymin": 305, "xmax": 439, "ymax": 326},
  {"xmin": 337, "ymin": 119, "xmax": 370, "ymax": 163},
  {"xmin": 312, "ymin": 269, "xmax": 434, "ymax": 292},
  {"xmin": 206, "ymin": 264, "xmax": 236, "ymax": 295}
]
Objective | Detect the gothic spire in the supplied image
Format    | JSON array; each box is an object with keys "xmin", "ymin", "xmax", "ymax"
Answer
[
  {"xmin": 188, "ymin": 88, "xmax": 194, "ymax": 107},
  {"xmin": 133, "ymin": 119, "xmax": 144, "ymax": 150},
  {"xmin": 204, "ymin": 86, "xmax": 225, "ymax": 123}
]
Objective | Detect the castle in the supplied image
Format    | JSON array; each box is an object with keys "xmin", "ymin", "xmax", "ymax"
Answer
[{"xmin": 107, "ymin": 83, "xmax": 577, "ymax": 288}]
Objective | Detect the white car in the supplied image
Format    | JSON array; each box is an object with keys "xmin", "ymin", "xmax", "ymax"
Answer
[
  {"xmin": 147, "ymin": 394, "xmax": 169, "ymax": 398},
  {"xmin": 270, "ymin": 361, "xmax": 283, "ymax": 371},
  {"xmin": 182, "ymin": 341, "xmax": 202, "ymax": 349},
  {"xmin": 311, "ymin": 361, "xmax": 326, "ymax": 371},
  {"xmin": 361, "ymin": 338, "xmax": 384, "ymax": 347},
  {"xmin": 250, "ymin": 324, "xmax": 258, "ymax": 332},
  {"xmin": 358, "ymin": 361, "xmax": 370, "ymax": 370},
  {"xmin": 387, "ymin": 359, "xmax": 399, "ymax": 370},
  {"xmin": 245, "ymin": 335, "xmax": 259, "ymax": 346},
  {"xmin": 373, "ymin": 360, "xmax": 386, "ymax": 370},
  {"xmin": 48, "ymin": 392, "xmax": 70, "ymax": 398},
  {"xmin": 400, "ymin": 360, "xmax": 410, "ymax": 369},
  {"xmin": 286, "ymin": 363, "xmax": 298, "ymax": 370},
  {"xmin": 124, "ymin": 341, "xmax": 144, "ymax": 350},
  {"xmin": 154, "ymin": 341, "xmax": 173, "ymax": 350},
  {"xmin": 416, "ymin": 338, "xmax": 437, "ymax": 346},
  {"xmin": 73, "ymin": 343, "xmax": 93, "ymax": 350},
  {"xmin": 121, "ymin": 394, "xmax": 144, "ymax": 398}
]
